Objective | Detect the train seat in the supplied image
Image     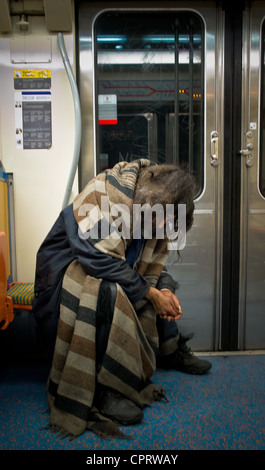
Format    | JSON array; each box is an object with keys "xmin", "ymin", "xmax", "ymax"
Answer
[
  {"xmin": 0, "ymin": 232, "xmax": 14, "ymax": 330},
  {"xmin": 7, "ymin": 282, "xmax": 34, "ymax": 311},
  {"xmin": 0, "ymin": 232, "xmax": 34, "ymax": 331}
]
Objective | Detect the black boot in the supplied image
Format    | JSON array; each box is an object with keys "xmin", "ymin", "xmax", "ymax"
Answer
[
  {"xmin": 96, "ymin": 386, "xmax": 144, "ymax": 425},
  {"xmin": 157, "ymin": 333, "xmax": 212, "ymax": 375}
]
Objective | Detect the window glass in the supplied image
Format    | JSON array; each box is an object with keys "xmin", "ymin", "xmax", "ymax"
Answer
[
  {"xmin": 260, "ymin": 20, "xmax": 265, "ymax": 197},
  {"xmin": 95, "ymin": 11, "xmax": 204, "ymax": 195}
]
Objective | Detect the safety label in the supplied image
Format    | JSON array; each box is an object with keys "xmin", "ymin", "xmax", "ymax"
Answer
[
  {"xmin": 14, "ymin": 91, "xmax": 52, "ymax": 150},
  {"xmin": 14, "ymin": 69, "xmax": 51, "ymax": 90},
  {"xmin": 98, "ymin": 94, "xmax": 117, "ymax": 125}
]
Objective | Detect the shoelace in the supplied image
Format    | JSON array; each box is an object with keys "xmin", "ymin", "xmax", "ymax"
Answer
[{"xmin": 178, "ymin": 344, "xmax": 195, "ymax": 358}]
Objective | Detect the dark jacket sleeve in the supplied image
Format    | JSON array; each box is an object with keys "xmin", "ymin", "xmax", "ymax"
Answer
[
  {"xmin": 64, "ymin": 206, "xmax": 150, "ymax": 302},
  {"xmin": 156, "ymin": 269, "xmax": 180, "ymax": 293},
  {"xmin": 32, "ymin": 207, "xmax": 76, "ymax": 356}
]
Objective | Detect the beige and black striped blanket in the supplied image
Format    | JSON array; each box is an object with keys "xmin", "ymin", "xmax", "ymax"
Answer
[{"xmin": 47, "ymin": 159, "xmax": 169, "ymax": 439}]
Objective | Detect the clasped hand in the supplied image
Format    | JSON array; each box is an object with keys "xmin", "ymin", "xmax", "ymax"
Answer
[{"xmin": 145, "ymin": 287, "xmax": 183, "ymax": 321}]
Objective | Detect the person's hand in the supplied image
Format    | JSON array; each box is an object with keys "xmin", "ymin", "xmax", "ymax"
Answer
[
  {"xmin": 145, "ymin": 287, "xmax": 183, "ymax": 321},
  {"xmin": 160, "ymin": 288, "xmax": 183, "ymax": 321}
]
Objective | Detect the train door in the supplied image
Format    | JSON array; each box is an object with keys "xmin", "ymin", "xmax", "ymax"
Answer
[
  {"xmin": 238, "ymin": 1, "xmax": 265, "ymax": 349},
  {"xmin": 78, "ymin": 1, "xmax": 223, "ymax": 351},
  {"xmin": 93, "ymin": 7, "xmax": 214, "ymax": 347}
]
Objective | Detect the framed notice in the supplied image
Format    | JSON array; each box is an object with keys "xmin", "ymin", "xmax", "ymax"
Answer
[
  {"xmin": 14, "ymin": 69, "xmax": 51, "ymax": 90},
  {"xmin": 14, "ymin": 91, "xmax": 52, "ymax": 150},
  {"xmin": 98, "ymin": 94, "xmax": 117, "ymax": 125}
]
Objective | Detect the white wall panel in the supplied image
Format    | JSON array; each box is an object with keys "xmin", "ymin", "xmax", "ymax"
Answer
[{"xmin": 0, "ymin": 14, "xmax": 78, "ymax": 282}]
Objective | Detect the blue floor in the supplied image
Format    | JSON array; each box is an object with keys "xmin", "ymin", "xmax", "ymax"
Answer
[{"xmin": 0, "ymin": 355, "xmax": 265, "ymax": 451}]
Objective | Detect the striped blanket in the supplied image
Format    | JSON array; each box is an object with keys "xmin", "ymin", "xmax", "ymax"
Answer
[{"xmin": 47, "ymin": 159, "xmax": 169, "ymax": 439}]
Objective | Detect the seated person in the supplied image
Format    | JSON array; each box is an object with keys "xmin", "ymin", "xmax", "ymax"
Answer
[{"xmin": 33, "ymin": 159, "xmax": 211, "ymax": 439}]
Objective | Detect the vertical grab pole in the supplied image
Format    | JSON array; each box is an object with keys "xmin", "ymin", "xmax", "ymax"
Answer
[
  {"xmin": 58, "ymin": 32, "xmax": 82, "ymax": 209},
  {"xmin": 189, "ymin": 19, "xmax": 194, "ymax": 173},
  {"xmin": 173, "ymin": 19, "xmax": 180, "ymax": 165}
]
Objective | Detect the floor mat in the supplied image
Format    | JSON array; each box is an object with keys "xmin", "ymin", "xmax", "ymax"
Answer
[{"xmin": 0, "ymin": 355, "xmax": 264, "ymax": 451}]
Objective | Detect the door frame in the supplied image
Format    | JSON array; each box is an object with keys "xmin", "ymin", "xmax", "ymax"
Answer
[
  {"xmin": 238, "ymin": 0, "xmax": 265, "ymax": 349},
  {"xmin": 221, "ymin": 1, "xmax": 245, "ymax": 350},
  {"xmin": 77, "ymin": 0, "xmax": 225, "ymax": 350}
]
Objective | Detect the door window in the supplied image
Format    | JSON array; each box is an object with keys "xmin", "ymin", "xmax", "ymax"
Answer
[
  {"xmin": 260, "ymin": 20, "xmax": 265, "ymax": 197},
  {"xmin": 94, "ymin": 11, "xmax": 204, "ymax": 196}
]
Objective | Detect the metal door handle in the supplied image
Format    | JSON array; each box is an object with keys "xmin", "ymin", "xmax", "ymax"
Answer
[
  {"xmin": 240, "ymin": 131, "xmax": 253, "ymax": 167},
  {"xmin": 240, "ymin": 143, "xmax": 253, "ymax": 156},
  {"xmin": 210, "ymin": 131, "xmax": 218, "ymax": 167}
]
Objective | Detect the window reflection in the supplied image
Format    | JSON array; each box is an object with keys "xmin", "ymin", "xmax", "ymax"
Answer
[
  {"xmin": 95, "ymin": 11, "xmax": 204, "ymax": 196},
  {"xmin": 260, "ymin": 21, "xmax": 265, "ymax": 197}
]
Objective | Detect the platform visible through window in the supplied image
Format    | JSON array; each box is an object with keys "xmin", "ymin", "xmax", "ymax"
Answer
[{"xmin": 95, "ymin": 11, "xmax": 204, "ymax": 196}]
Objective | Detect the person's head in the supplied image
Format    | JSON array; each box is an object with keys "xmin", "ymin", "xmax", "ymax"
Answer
[{"xmin": 134, "ymin": 164, "xmax": 196, "ymax": 237}]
